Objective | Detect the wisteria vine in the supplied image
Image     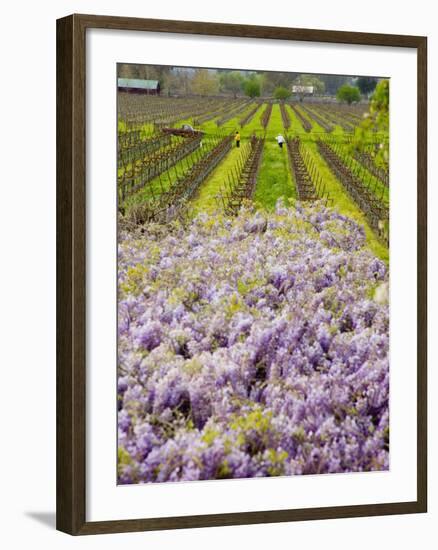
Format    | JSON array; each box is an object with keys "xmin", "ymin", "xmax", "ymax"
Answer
[{"xmin": 118, "ymin": 201, "xmax": 389, "ymax": 484}]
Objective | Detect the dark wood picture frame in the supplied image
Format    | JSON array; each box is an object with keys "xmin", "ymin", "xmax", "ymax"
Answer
[{"xmin": 57, "ymin": 13, "xmax": 427, "ymax": 536}]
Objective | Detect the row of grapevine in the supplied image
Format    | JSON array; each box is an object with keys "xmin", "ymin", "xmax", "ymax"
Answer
[
  {"xmin": 280, "ymin": 103, "xmax": 291, "ymax": 129},
  {"xmin": 290, "ymin": 104, "xmax": 312, "ymax": 132},
  {"xmin": 122, "ymin": 135, "xmax": 233, "ymax": 225},
  {"xmin": 317, "ymin": 139, "xmax": 388, "ymax": 243},
  {"xmin": 118, "ymin": 133, "xmax": 203, "ymax": 202},
  {"xmin": 286, "ymin": 137, "xmax": 329, "ymax": 204},
  {"xmin": 219, "ymin": 136, "xmax": 264, "ymax": 215}
]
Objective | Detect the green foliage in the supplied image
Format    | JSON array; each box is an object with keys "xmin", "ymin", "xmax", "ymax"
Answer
[
  {"xmin": 292, "ymin": 426, "xmax": 306, "ymax": 443},
  {"xmin": 230, "ymin": 408, "xmax": 272, "ymax": 434},
  {"xmin": 243, "ymin": 77, "xmax": 261, "ymax": 98},
  {"xmin": 255, "ymin": 140, "xmax": 296, "ymax": 209},
  {"xmin": 118, "ymin": 446, "xmax": 134, "ymax": 479},
  {"xmin": 216, "ymin": 460, "xmax": 232, "ymax": 479},
  {"xmin": 353, "ymin": 79, "xmax": 389, "ymax": 170},
  {"xmin": 336, "ymin": 84, "xmax": 361, "ymax": 104},
  {"xmin": 356, "ymin": 76, "xmax": 378, "ymax": 96},
  {"xmin": 191, "ymin": 146, "xmax": 243, "ymax": 213},
  {"xmin": 266, "ymin": 449, "xmax": 289, "ymax": 476},
  {"xmin": 258, "ymin": 71, "xmax": 297, "ymax": 95},
  {"xmin": 225, "ymin": 293, "xmax": 245, "ymax": 318},
  {"xmin": 118, "ymin": 119, "xmax": 127, "ymax": 133},
  {"xmin": 219, "ymin": 71, "xmax": 245, "ymax": 97},
  {"xmin": 202, "ymin": 427, "xmax": 221, "ymax": 445},
  {"xmin": 237, "ymin": 278, "xmax": 260, "ymax": 296},
  {"xmin": 191, "ymin": 69, "xmax": 219, "ymax": 96},
  {"xmin": 369, "ymin": 79, "xmax": 389, "ymax": 129},
  {"xmin": 274, "ymin": 86, "xmax": 291, "ymax": 100}
]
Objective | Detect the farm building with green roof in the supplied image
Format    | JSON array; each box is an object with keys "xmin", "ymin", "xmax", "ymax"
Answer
[{"xmin": 117, "ymin": 78, "xmax": 161, "ymax": 95}]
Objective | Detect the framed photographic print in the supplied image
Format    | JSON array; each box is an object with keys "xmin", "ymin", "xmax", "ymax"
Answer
[{"xmin": 56, "ymin": 14, "xmax": 427, "ymax": 535}]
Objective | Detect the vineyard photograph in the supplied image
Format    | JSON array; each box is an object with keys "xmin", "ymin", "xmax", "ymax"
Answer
[{"xmin": 117, "ymin": 64, "xmax": 390, "ymax": 485}]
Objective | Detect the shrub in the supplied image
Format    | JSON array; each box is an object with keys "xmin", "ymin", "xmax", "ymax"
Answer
[{"xmin": 336, "ymin": 84, "xmax": 361, "ymax": 104}]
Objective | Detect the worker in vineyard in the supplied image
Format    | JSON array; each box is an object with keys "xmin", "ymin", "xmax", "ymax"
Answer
[
  {"xmin": 276, "ymin": 134, "xmax": 286, "ymax": 149},
  {"xmin": 234, "ymin": 131, "xmax": 241, "ymax": 148}
]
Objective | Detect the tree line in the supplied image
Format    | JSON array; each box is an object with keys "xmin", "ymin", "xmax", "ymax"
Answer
[{"xmin": 118, "ymin": 64, "xmax": 378, "ymax": 100}]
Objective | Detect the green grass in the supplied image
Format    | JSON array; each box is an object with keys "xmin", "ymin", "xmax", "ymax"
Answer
[
  {"xmin": 254, "ymin": 105, "xmax": 296, "ymax": 210},
  {"xmin": 263, "ymin": 104, "xmax": 282, "ymax": 139},
  {"xmin": 191, "ymin": 145, "xmax": 245, "ymax": 213},
  {"xmin": 288, "ymin": 104, "xmax": 327, "ymax": 137},
  {"xmin": 285, "ymin": 104, "xmax": 309, "ymax": 135},
  {"xmin": 238, "ymin": 104, "xmax": 266, "ymax": 137}
]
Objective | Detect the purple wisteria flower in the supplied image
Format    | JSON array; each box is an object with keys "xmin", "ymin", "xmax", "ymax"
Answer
[{"xmin": 117, "ymin": 201, "xmax": 389, "ymax": 484}]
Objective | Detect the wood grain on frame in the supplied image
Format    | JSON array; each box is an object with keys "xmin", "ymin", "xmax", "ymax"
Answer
[{"xmin": 56, "ymin": 13, "xmax": 427, "ymax": 535}]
